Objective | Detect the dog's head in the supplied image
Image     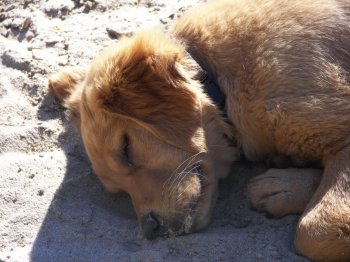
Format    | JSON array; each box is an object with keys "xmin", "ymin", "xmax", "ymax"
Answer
[{"xmin": 49, "ymin": 31, "xmax": 239, "ymax": 239}]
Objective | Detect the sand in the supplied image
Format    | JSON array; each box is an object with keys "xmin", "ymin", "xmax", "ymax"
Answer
[{"xmin": 0, "ymin": 1, "xmax": 309, "ymax": 261}]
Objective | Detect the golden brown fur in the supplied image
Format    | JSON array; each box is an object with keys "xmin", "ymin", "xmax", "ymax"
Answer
[
  {"xmin": 49, "ymin": 0, "xmax": 350, "ymax": 260},
  {"xmin": 49, "ymin": 30, "xmax": 238, "ymax": 238}
]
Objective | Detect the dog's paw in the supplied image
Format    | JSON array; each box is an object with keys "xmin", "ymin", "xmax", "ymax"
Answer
[{"xmin": 247, "ymin": 168, "xmax": 322, "ymax": 217}]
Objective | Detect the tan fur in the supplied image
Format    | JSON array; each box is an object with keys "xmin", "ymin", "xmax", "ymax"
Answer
[
  {"xmin": 49, "ymin": 0, "xmax": 350, "ymax": 260},
  {"xmin": 173, "ymin": 1, "xmax": 350, "ymax": 259},
  {"xmin": 49, "ymin": 30, "xmax": 238, "ymax": 237},
  {"xmin": 247, "ymin": 168, "xmax": 322, "ymax": 217}
]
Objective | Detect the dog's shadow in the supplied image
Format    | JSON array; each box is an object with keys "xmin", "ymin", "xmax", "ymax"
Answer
[
  {"xmin": 31, "ymin": 94, "xmax": 141, "ymax": 260},
  {"xmin": 31, "ymin": 94, "xmax": 303, "ymax": 261}
]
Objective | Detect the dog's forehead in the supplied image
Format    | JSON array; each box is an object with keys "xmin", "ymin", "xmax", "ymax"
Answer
[
  {"xmin": 80, "ymin": 90, "xmax": 120, "ymax": 141},
  {"xmin": 80, "ymin": 92, "xmax": 196, "ymax": 159}
]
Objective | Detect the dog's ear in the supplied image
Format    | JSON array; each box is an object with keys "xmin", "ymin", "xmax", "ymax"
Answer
[
  {"xmin": 91, "ymin": 32, "xmax": 206, "ymax": 152},
  {"xmin": 48, "ymin": 66, "xmax": 85, "ymax": 120},
  {"xmin": 103, "ymin": 57, "xmax": 204, "ymax": 152}
]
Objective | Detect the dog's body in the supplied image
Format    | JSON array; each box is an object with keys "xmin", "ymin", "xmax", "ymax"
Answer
[{"xmin": 49, "ymin": 0, "xmax": 350, "ymax": 261}]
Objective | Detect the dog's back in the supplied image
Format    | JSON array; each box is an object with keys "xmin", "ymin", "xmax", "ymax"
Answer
[
  {"xmin": 175, "ymin": 1, "xmax": 350, "ymax": 260},
  {"xmin": 174, "ymin": 0, "xmax": 350, "ymax": 162}
]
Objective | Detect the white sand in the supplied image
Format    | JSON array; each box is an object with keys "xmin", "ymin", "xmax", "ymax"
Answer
[{"xmin": 0, "ymin": 1, "xmax": 309, "ymax": 261}]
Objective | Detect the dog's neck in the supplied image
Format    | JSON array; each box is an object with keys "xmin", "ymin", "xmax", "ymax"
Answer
[{"xmin": 184, "ymin": 51, "xmax": 226, "ymax": 110}]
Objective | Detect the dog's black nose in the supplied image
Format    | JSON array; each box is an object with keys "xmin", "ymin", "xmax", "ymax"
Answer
[{"xmin": 141, "ymin": 211, "xmax": 160, "ymax": 240}]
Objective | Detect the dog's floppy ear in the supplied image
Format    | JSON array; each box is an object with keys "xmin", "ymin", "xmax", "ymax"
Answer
[
  {"xmin": 48, "ymin": 66, "xmax": 85, "ymax": 120},
  {"xmin": 90, "ymin": 32, "xmax": 205, "ymax": 152}
]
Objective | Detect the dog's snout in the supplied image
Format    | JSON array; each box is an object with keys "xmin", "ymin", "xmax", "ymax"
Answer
[{"xmin": 141, "ymin": 211, "xmax": 160, "ymax": 240}]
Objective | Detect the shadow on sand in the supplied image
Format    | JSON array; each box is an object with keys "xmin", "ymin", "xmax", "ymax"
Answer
[{"xmin": 31, "ymin": 94, "xmax": 139, "ymax": 261}]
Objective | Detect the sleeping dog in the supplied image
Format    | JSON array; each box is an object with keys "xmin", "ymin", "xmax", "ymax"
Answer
[{"xmin": 49, "ymin": 0, "xmax": 350, "ymax": 260}]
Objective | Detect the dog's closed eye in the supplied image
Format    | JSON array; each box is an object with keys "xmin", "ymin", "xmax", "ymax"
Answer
[{"xmin": 121, "ymin": 134, "xmax": 133, "ymax": 167}]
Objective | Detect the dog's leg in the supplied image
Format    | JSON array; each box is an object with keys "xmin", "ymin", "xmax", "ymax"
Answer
[
  {"xmin": 247, "ymin": 168, "xmax": 322, "ymax": 217},
  {"xmin": 294, "ymin": 146, "xmax": 350, "ymax": 262}
]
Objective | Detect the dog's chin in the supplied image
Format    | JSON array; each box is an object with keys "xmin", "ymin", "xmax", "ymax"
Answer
[
  {"xmin": 189, "ymin": 183, "xmax": 218, "ymax": 233},
  {"xmin": 174, "ymin": 170, "xmax": 218, "ymax": 236},
  {"xmin": 158, "ymin": 192, "xmax": 216, "ymax": 238},
  {"xmin": 138, "ymin": 166, "xmax": 218, "ymax": 239}
]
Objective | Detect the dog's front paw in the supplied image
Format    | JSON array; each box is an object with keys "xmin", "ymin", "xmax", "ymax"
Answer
[{"xmin": 247, "ymin": 168, "xmax": 322, "ymax": 217}]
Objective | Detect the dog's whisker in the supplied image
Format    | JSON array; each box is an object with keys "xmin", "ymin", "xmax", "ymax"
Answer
[
  {"xmin": 169, "ymin": 160, "xmax": 202, "ymax": 194},
  {"xmin": 162, "ymin": 152, "xmax": 203, "ymax": 191},
  {"xmin": 168, "ymin": 160, "xmax": 203, "ymax": 196},
  {"xmin": 164, "ymin": 154, "xmax": 204, "ymax": 195},
  {"xmin": 175, "ymin": 171, "xmax": 209, "ymax": 204},
  {"xmin": 176, "ymin": 184, "xmax": 194, "ymax": 203}
]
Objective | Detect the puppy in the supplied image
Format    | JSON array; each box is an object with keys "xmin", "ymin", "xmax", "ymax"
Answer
[
  {"xmin": 49, "ymin": 34, "xmax": 239, "ymax": 239},
  {"xmin": 49, "ymin": 0, "xmax": 350, "ymax": 261}
]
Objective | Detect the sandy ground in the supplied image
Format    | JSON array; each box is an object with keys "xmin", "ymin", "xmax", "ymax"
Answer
[{"xmin": 0, "ymin": 1, "xmax": 310, "ymax": 261}]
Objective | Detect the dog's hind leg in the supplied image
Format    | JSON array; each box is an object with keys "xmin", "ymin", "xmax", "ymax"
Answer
[
  {"xmin": 295, "ymin": 146, "xmax": 350, "ymax": 262},
  {"xmin": 247, "ymin": 168, "xmax": 322, "ymax": 217}
]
